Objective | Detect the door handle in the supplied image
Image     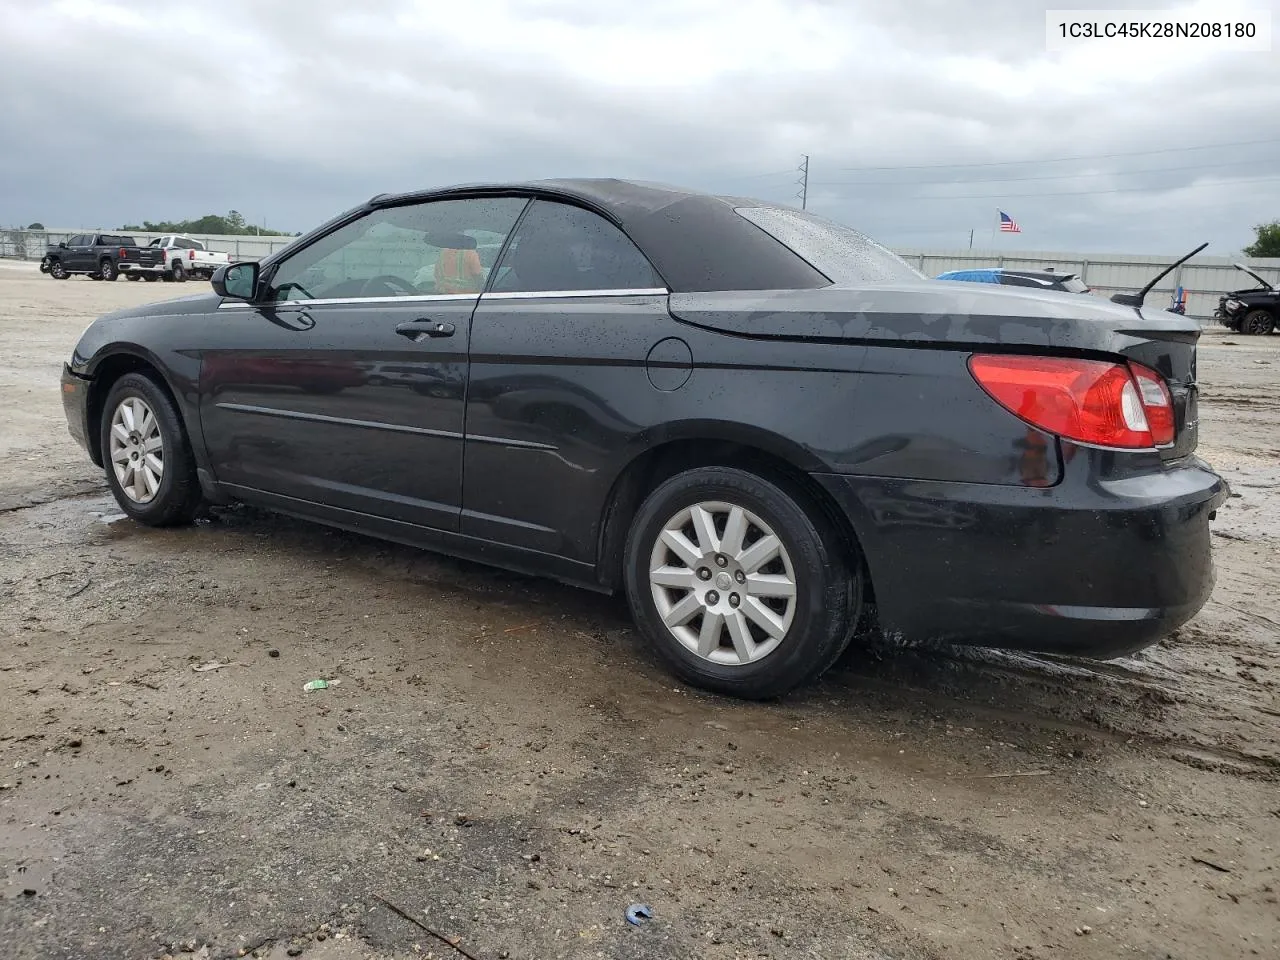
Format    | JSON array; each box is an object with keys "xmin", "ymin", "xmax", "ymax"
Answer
[{"xmin": 395, "ymin": 319, "xmax": 455, "ymax": 340}]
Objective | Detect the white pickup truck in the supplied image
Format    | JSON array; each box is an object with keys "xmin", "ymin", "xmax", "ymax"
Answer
[{"xmin": 117, "ymin": 234, "xmax": 231, "ymax": 282}]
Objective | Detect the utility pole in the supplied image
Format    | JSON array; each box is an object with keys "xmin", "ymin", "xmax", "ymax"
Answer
[
  {"xmin": 968, "ymin": 229, "xmax": 974, "ymax": 250},
  {"xmin": 796, "ymin": 155, "xmax": 809, "ymax": 210}
]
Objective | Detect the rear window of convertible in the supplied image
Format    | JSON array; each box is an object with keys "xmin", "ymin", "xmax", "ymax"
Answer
[{"xmin": 734, "ymin": 205, "xmax": 924, "ymax": 285}]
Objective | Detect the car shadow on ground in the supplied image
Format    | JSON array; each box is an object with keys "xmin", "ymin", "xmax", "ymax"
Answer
[{"xmin": 179, "ymin": 501, "xmax": 1190, "ymax": 747}]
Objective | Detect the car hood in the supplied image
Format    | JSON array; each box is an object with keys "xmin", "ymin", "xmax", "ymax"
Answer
[
  {"xmin": 1232, "ymin": 263, "xmax": 1274, "ymax": 291},
  {"xmin": 99, "ymin": 292, "xmax": 222, "ymax": 321},
  {"xmin": 668, "ymin": 281, "xmax": 1199, "ymax": 351}
]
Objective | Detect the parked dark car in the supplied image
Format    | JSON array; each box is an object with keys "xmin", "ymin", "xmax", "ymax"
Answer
[
  {"xmin": 60, "ymin": 179, "xmax": 1227, "ymax": 698},
  {"xmin": 41, "ymin": 233, "xmax": 139, "ymax": 281},
  {"xmin": 936, "ymin": 267, "xmax": 1092, "ymax": 294},
  {"xmin": 1214, "ymin": 263, "xmax": 1278, "ymax": 335}
]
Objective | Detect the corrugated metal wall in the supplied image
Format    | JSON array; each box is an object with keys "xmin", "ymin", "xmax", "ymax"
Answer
[
  {"xmin": 899, "ymin": 248, "xmax": 1279, "ymax": 318},
  {"xmin": 4, "ymin": 229, "xmax": 1277, "ymax": 319}
]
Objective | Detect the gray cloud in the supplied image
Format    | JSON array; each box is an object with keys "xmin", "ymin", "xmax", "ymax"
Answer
[{"xmin": 1, "ymin": 0, "xmax": 1277, "ymax": 254}]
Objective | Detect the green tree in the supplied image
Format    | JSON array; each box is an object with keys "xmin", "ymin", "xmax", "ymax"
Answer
[
  {"xmin": 1243, "ymin": 220, "xmax": 1280, "ymax": 258},
  {"xmin": 26, "ymin": 222, "xmax": 44, "ymax": 230},
  {"xmin": 116, "ymin": 212, "xmax": 290, "ymax": 237}
]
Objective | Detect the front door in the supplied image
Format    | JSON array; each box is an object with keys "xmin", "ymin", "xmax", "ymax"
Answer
[
  {"xmin": 67, "ymin": 235, "xmax": 92, "ymax": 271},
  {"xmin": 199, "ymin": 195, "xmax": 528, "ymax": 532}
]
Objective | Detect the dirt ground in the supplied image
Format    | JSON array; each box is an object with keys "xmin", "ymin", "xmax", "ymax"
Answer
[{"xmin": 1, "ymin": 259, "xmax": 1277, "ymax": 960}]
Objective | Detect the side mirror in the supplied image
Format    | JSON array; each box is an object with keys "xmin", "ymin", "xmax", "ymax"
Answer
[
  {"xmin": 58, "ymin": 242, "xmax": 67, "ymax": 249},
  {"xmin": 212, "ymin": 261, "xmax": 260, "ymax": 301}
]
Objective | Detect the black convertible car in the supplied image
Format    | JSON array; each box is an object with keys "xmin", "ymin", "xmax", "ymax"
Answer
[{"xmin": 61, "ymin": 179, "xmax": 1227, "ymax": 698}]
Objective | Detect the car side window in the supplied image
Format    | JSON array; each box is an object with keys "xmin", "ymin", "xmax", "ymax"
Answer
[
  {"xmin": 489, "ymin": 201, "xmax": 664, "ymax": 294},
  {"xmin": 267, "ymin": 197, "xmax": 528, "ymax": 302}
]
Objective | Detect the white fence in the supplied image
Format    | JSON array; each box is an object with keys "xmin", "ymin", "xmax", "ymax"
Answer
[
  {"xmin": 3, "ymin": 228, "xmax": 1276, "ymax": 319},
  {"xmin": 898, "ymin": 248, "xmax": 1280, "ymax": 320},
  {"xmin": 0, "ymin": 229, "xmax": 298, "ymax": 264}
]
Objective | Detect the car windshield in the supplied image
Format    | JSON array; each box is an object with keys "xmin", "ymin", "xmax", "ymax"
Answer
[{"xmin": 734, "ymin": 204, "xmax": 925, "ymax": 285}]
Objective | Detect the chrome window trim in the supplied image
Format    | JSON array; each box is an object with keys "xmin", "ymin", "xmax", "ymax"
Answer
[
  {"xmin": 216, "ymin": 288, "xmax": 669, "ymax": 309},
  {"xmin": 217, "ymin": 293, "xmax": 478, "ymax": 310},
  {"xmin": 482, "ymin": 288, "xmax": 669, "ymax": 300}
]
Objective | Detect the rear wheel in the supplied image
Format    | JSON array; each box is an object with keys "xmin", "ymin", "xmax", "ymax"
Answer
[
  {"xmin": 624, "ymin": 466, "xmax": 859, "ymax": 699},
  {"xmin": 171, "ymin": 260, "xmax": 187, "ymax": 282},
  {"xmin": 99, "ymin": 258, "xmax": 118, "ymax": 281},
  {"xmin": 1242, "ymin": 309, "xmax": 1276, "ymax": 336},
  {"xmin": 99, "ymin": 373, "xmax": 202, "ymax": 526}
]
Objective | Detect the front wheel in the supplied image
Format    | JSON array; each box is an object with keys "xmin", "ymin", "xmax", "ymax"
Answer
[
  {"xmin": 1242, "ymin": 309, "xmax": 1276, "ymax": 336},
  {"xmin": 624, "ymin": 466, "xmax": 860, "ymax": 699},
  {"xmin": 125, "ymin": 272, "xmax": 140, "ymax": 281},
  {"xmin": 49, "ymin": 259, "xmax": 68, "ymax": 279},
  {"xmin": 100, "ymin": 373, "xmax": 203, "ymax": 526}
]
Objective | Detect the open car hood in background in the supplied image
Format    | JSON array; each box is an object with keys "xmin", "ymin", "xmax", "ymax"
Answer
[{"xmin": 1233, "ymin": 263, "xmax": 1275, "ymax": 291}]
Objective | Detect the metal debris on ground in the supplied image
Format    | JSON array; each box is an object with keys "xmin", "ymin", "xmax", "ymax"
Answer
[
  {"xmin": 191, "ymin": 662, "xmax": 234, "ymax": 673},
  {"xmin": 625, "ymin": 903, "xmax": 653, "ymax": 926}
]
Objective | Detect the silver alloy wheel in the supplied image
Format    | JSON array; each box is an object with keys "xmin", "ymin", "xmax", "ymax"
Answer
[
  {"xmin": 648, "ymin": 500, "xmax": 797, "ymax": 665},
  {"xmin": 109, "ymin": 396, "xmax": 164, "ymax": 504}
]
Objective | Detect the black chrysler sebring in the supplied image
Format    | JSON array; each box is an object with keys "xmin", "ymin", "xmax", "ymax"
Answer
[{"xmin": 61, "ymin": 179, "xmax": 1227, "ymax": 698}]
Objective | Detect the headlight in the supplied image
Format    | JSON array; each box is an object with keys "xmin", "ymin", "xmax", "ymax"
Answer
[{"xmin": 1224, "ymin": 299, "xmax": 1244, "ymax": 310}]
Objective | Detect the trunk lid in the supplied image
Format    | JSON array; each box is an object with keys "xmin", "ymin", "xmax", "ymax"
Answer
[{"xmin": 668, "ymin": 282, "xmax": 1203, "ymax": 459}]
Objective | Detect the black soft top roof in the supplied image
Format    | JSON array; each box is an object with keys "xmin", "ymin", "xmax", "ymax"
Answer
[{"xmin": 368, "ymin": 178, "xmax": 830, "ymax": 293}]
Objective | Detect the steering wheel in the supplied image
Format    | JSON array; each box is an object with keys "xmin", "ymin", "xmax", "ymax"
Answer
[{"xmin": 359, "ymin": 274, "xmax": 418, "ymax": 298}]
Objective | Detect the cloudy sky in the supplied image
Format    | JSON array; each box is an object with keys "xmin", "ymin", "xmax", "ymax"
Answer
[{"xmin": 1, "ymin": 0, "xmax": 1277, "ymax": 254}]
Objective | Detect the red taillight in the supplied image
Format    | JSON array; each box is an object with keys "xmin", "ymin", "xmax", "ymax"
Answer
[
  {"xmin": 188, "ymin": 249, "xmax": 195, "ymax": 260},
  {"xmin": 1128, "ymin": 362, "xmax": 1174, "ymax": 446},
  {"xmin": 119, "ymin": 247, "xmax": 127, "ymax": 258},
  {"xmin": 968, "ymin": 355, "xmax": 1175, "ymax": 450}
]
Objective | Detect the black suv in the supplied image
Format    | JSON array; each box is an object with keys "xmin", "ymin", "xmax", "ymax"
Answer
[
  {"xmin": 1215, "ymin": 263, "xmax": 1278, "ymax": 335},
  {"xmin": 40, "ymin": 234, "xmax": 139, "ymax": 281}
]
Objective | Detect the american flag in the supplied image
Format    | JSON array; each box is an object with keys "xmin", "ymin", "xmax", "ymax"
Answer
[{"xmin": 999, "ymin": 211, "xmax": 1021, "ymax": 233}]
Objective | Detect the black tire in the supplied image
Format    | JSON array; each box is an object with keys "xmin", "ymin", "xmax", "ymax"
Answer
[
  {"xmin": 144, "ymin": 274, "xmax": 158, "ymax": 282},
  {"xmin": 49, "ymin": 259, "xmax": 68, "ymax": 280},
  {"xmin": 1242, "ymin": 309, "xmax": 1276, "ymax": 336},
  {"xmin": 125, "ymin": 272, "xmax": 140, "ymax": 281},
  {"xmin": 171, "ymin": 260, "xmax": 187, "ymax": 282},
  {"xmin": 99, "ymin": 373, "xmax": 203, "ymax": 527},
  {"xmin": 99, "ymin": 258, "xmax": 118, "ymax": 281},
  {"xmin": 623, "ymin": 466, "xmax": 860, "ymax": 700}
]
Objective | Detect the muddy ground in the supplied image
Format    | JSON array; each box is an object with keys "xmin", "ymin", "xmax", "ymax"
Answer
[{"xmin": 1, "ymin": 260, "xmax": 1277, "ymax": 960}]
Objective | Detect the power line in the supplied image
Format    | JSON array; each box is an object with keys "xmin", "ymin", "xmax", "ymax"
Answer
[
  {"xmin": 814, "ymin": 156, "xmax": 1274, "ymax": 188},
  {"xmin": 811, "ymin": 175, "xmax": 1280, "ymax": 202},
  {"xmin": 832, "ymin": 137, "xmax": 1280, "ymax": 171},
  {"xmin": 719, "ymin": 169, "xmax": 798, "ymax": 181}
]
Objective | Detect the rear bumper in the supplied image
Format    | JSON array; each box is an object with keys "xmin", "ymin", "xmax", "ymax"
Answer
[
  {"xmin": 118, "ymin": 262, "xmax": 164, "ymax": 274},
  {"xmin": 61, "ymin": 363, "xmax": 95, "ymax": 461},
  {"xmin": 816, "ymin": 455, "xmax": 1229, "ymax": 658}
]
